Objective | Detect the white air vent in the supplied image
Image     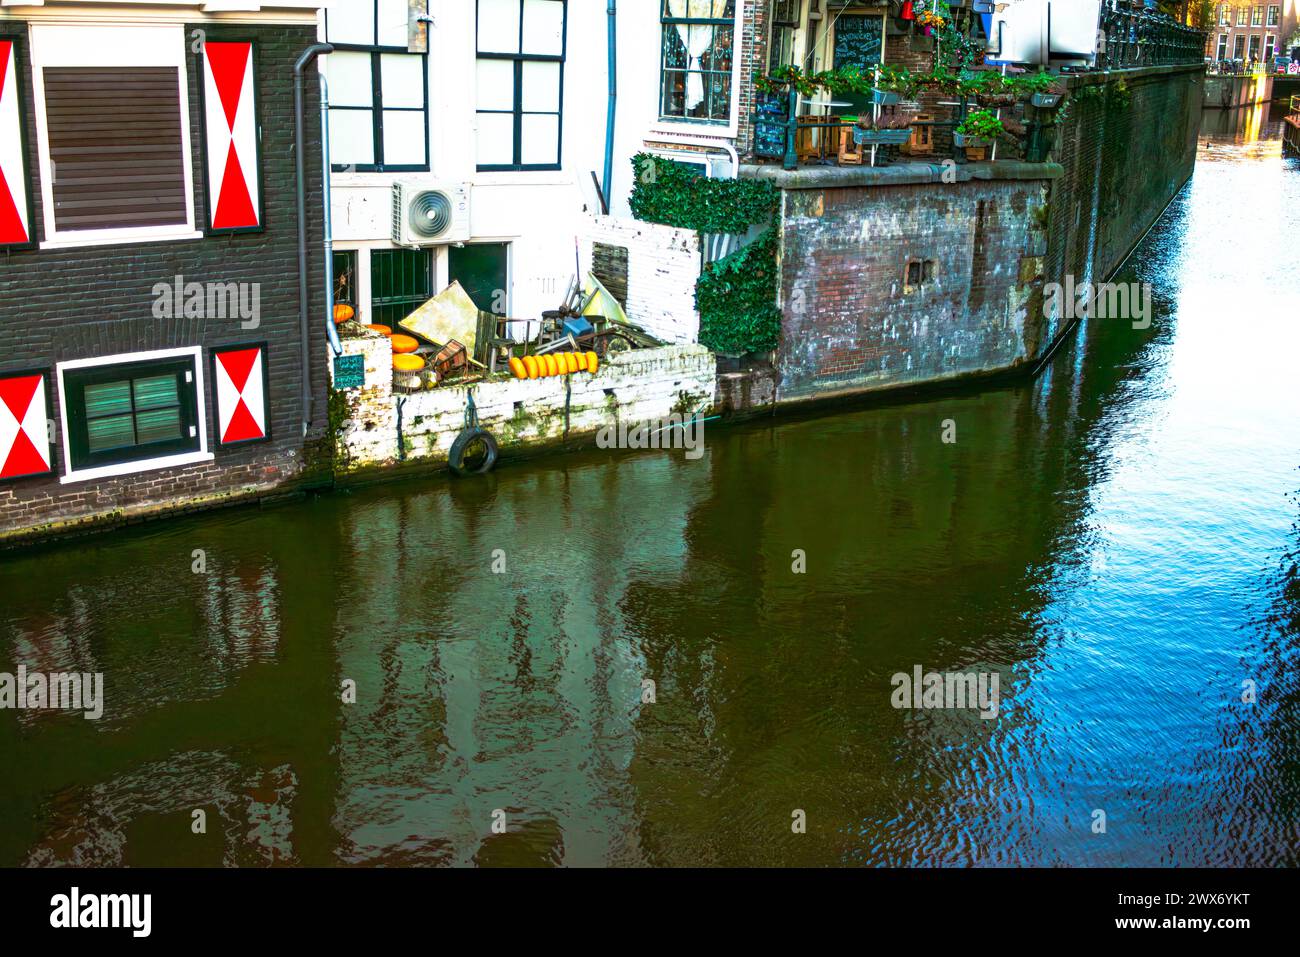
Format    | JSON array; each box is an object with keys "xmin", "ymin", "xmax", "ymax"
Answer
[{"xmin": 391, "ymin": 181, "xmax": 471, "ymax": 246}]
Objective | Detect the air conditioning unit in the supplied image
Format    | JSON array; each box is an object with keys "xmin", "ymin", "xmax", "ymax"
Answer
[
  {"xmin": 987, "ymin": 0, "xmax": 1102, "ymax": 67},
  {"xmin": 391, "ymin": 181, "xmax": 471, "ymax": 246}
]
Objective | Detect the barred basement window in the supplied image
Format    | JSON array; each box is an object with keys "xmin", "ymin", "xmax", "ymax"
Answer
[
  {"xmin": 371, "ymin": 248, "xmax": 433, "ymax": 329},
  {"xmin": 475, "ymin": 0, "xmax": 568, "ymax": 171},
  {"xmin": 61, "ymin": 354, "xmax": 203, "ymax": 475},
  {"xmin": 660, "ymin": 0, "xmax": 736, "ymax": 123}
]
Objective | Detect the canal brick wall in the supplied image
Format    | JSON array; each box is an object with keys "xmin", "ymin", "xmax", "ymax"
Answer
[
  {"xmin": 1034, "ymin": 64, "xmax": 1205, "ymax": 358},
  {"xmin": 737, "ymin": 62, "xmax": 1204, "ymax": 407},
  {"xmin": 747, "ymin": 162, "xmax": 1060, "ymax": 402},
  {"xmin": 0, "ymin": 21, "xmax": 328, "ymax": 547},
  {"xmin": 330, "ymin": 332, "xmax": 717, "ymax": 477}
]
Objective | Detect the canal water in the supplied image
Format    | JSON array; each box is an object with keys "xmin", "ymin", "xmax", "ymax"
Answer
[{"xmin": 3, "ymin": 107, "xmax": 1299, "ymax": 868}]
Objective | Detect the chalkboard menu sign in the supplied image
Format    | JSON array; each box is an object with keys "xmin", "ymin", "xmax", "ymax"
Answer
[
  {"xmin": 753, "ymin": 91, "xmax": 789, "ymax": 159},
  {"xmin": 333, "ymin": 353, "xmax": 365, "ymax": 390},
  {"xmin": 833, "ymin": 14, "xmax": 884, "ymax": 70}
]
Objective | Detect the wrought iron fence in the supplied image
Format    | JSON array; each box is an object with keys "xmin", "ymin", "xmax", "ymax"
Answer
[{"xmin": 1094, "ymin": 1, "xmax": 1207, "ymax": 70}]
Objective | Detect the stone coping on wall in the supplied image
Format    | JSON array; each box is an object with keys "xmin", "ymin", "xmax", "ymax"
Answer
[{"xmin": 740, "ymin": 159, "xmax": 1064, "ymax": 190}]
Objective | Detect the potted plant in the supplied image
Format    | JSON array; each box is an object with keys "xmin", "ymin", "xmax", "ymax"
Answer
[
  {"xmin": 953, "ymin": 109, "xmax": 1003, "ymax": 160},
  {"xmin": 1030, "ymin": 80, "xmax": 1068, "ymax": 109},
  {"xmin": 853, "ymin": 112, "xmax": 914, "ymax": 146}
]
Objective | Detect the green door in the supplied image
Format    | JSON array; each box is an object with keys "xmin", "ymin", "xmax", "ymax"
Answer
[{"xmin": 448, "ymin": 243, "xmax": 510, "ymax": 316}]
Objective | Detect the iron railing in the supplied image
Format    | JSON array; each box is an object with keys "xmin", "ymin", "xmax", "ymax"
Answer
[{"xmin": 1094, "ymin": 1, "xmax": 1207, "ymax": 71}]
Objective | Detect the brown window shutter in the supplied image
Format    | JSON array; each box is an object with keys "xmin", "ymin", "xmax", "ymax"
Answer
[{"xmin": 43, "ymin": 66, "xmax": 188, "ymax": 232}]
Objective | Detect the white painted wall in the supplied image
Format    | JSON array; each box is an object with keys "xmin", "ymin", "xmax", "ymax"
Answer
[{"xmin": 322, "ymin": 0, "xmax": 750, "ymax": 338}]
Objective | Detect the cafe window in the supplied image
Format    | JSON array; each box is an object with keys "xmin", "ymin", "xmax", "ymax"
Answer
[
  {"xmin": 660, "ymin": 0, "xmax": 737, "ymax": 123},
  {"xmin": 325, "ymin": 0, "xmax": 429, "ymax": 172},
  {"xmin": 58, "ymin": 349, "xmax": 206, "ymax": 480},
  {"xmin": 475, "ymin": 0, "xmax": 567, "ymax": 170},
  {"xmin": 769, "ymin": 0, "xmax": 800, "ymax": 71}
]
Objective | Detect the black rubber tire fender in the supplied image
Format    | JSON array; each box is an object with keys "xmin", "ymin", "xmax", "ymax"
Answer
[{"xmin": 448, "ymin": 427, "xmax": 499, "ymax": 476}]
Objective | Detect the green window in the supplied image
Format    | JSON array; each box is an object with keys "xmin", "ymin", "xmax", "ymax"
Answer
[
  {"xmin": 370, "ymin": 248, "xmax": 433, "ymax": 329},
  {"xmin": 64, "ymin": 357, "xmax": 200, "ymax": 471}
]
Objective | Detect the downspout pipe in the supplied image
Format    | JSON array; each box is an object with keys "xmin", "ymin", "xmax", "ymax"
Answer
[
  {"xmin": 602, "ymin": 0, "xmax": 617, "ymax": 213},
  {"xmin": 294, "ymin": 42, "xmax": 333, "ymax": 436},
  {"xmin": 320, "ymin": 72, "xmax": 342, "ymax": 359}
]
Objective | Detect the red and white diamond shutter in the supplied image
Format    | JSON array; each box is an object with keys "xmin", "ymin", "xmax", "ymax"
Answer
[
  {"xmin": 213, "ymin": 346, "xmax": 268, "ymax": 445},
  {"xmin": 202, "ymin": 41, "xmax": 261, "ymax": 231},
  {"xmin": 0, "ymin": 39, "xmax": 32, "ymax": 247},
  {"xmin": 0, "ymin": 372, "xmax": 51, "ymax": 481}
]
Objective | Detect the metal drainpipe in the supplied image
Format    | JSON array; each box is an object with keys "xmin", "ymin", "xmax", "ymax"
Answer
[
  {"xmin": 294, "ymin": 42, "xmax": 334, "ymax": 436},
  {"xmin": 602, "ymin": 0, "xmax": 617, "ymax": 212},
  {"xmin": 320, "ymin": 72, "xmax": 342, "ymax": 359}
]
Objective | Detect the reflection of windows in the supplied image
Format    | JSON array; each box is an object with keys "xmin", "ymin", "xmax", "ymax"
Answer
[
  {"xmin": 1238, "ymin": 7, "xmax": 1249, "ymax": 25},
  {"xmin": 1267, "ymin": 5, "xmax": 1280, "ymax": 26},
  {"xmin": 371, "ymin": 248, "xmax": 433, "ymax": 329},
  {"xmin": 1217, "ymin": 34, "xmax": 1229, "ymax": 59},
  {"xmin": 1234, "ymin": 34, "xmax": 1246, "ymax": 58},
  {"xmin": 61, "ymin": 351, "xmax": 204, "ymax": 478},
  {"xmin": 1249, "ymin": 34, "xmax": 1262, "ymax": 59},
  {"xmin": 1219, "ymin": 4, "xmax": 1230, "ymax": 26},
  {"xmin": 475, "ymin": 0, "xmax": 567, "ymax": 171},
  {"xmin": 769, "ymin": 0, "xmax": 799, "ymax": 71},
  {"xmin": 661, "ymin": 0, "xmax": 736, "ymax": 123},
  {"xmin": 325, "ymin": 0, "xmax": 429, "ymax": 172},
  {"xmin": 1266, "ymin": 34, "xmax": 1276, "ymax": 59},
  {"xmin": 1252, "ymin": 5, "xmax": 1263, "ymax": 26}
]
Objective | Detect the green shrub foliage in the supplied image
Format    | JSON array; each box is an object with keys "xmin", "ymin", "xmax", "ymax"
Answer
[
  {"xmin": 695, "ymin": 228, "xmax": 782, "ymax": 356},
  {"xmin": 629, "ymin": 153, "xmax": 778, "ymax": 235}
]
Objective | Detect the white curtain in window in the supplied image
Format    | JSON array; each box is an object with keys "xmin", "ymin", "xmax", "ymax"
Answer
[{"xmin": 668, "ymin": 0, "xmax": 730, "ymax": 112}]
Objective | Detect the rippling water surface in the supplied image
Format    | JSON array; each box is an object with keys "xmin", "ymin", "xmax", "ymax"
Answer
[{"xmin": 2, "ymin": 107, "xmax": 1299, "ymax": 867}]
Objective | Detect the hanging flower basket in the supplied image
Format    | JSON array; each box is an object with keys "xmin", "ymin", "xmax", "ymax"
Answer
[
  {"xmin": 1031, "ymin": 92, "xmax": 1064, "ymax": 108},
  {"xmin": 952, "ymin": 131, "xmax": 993, "ymax": 149}
]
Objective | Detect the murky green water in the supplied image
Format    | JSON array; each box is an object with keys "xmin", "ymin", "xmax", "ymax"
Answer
[{"xmin": 3, "ymin": 110, "xmax": 1299, "ymax": 867}]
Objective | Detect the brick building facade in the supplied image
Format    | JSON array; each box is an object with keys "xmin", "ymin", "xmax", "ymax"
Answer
[{"xmin": 0, "ymin": 2, "xmax": 327, "ymax": 545}]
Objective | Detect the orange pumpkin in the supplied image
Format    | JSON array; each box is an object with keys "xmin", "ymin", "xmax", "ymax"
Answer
[{"xmin": 333, "ymin": 303, "xmax": 355, "ymax": 324}]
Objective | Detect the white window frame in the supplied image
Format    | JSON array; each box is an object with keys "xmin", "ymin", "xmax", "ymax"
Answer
[
  {"xmin": 56, "ymin": 346, "xmax": 212, "ymax": 483},
  {"xmin": 30, "ymin": 24, "xmax": 201, "ymax": 250},
  {"xmin": 1268, "ymin": 5, "xmax": 1280, "ymax": 26},
  {"xmin": 652, "ymin": 0, "xmax": 745, "ymax": 137},
  {"xmin": 1265, "ymin": 33, "xmax": 1276, "ymax": 59}
]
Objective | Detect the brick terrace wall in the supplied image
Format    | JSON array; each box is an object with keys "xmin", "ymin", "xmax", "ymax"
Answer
[
  {"xmin": 580, "ymin": 215, "xmax": 702, "ymax": 344},
  {"xmin": 773, "ymin": 171, "xmax": 1051, "ymax": 400},
  {"xmin": 0, "ymin": 22, "xmax": 327, "ymax": 545},
  {"xmin": 1035, "ymin": 64, "xmax": 1204, "ymax": 353}
]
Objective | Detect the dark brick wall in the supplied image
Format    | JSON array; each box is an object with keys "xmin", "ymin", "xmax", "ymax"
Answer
[
  {"xmin": 1035, "ymin": 65, "xmax": 1204, "ymax": 352},
  {"xmin": 770, "ymin": 64, "xmax": 1203, "ymax": 402},
  {"xmin": 776, "ymin": 176, "xmax": 1048, "ymax": 399},
  {"xmin": 0, "ymin": 21, "xmax": 328, "ymax": 542}
]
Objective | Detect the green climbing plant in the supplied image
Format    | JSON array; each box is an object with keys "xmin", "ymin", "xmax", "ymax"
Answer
[{"xmin": 629, "ymin": 153, "xmax": 781, "ymax": 356}]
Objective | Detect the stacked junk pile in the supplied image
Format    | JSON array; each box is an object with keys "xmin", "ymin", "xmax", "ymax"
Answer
[{"xmin": 334, "ymin": 268, "xmax": 662, "ymax": 393}]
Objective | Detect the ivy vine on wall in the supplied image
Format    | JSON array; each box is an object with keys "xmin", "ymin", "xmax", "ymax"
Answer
[{"xmin": 629, "ymin": 154, "xmax": 782, "ymax": 356}]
